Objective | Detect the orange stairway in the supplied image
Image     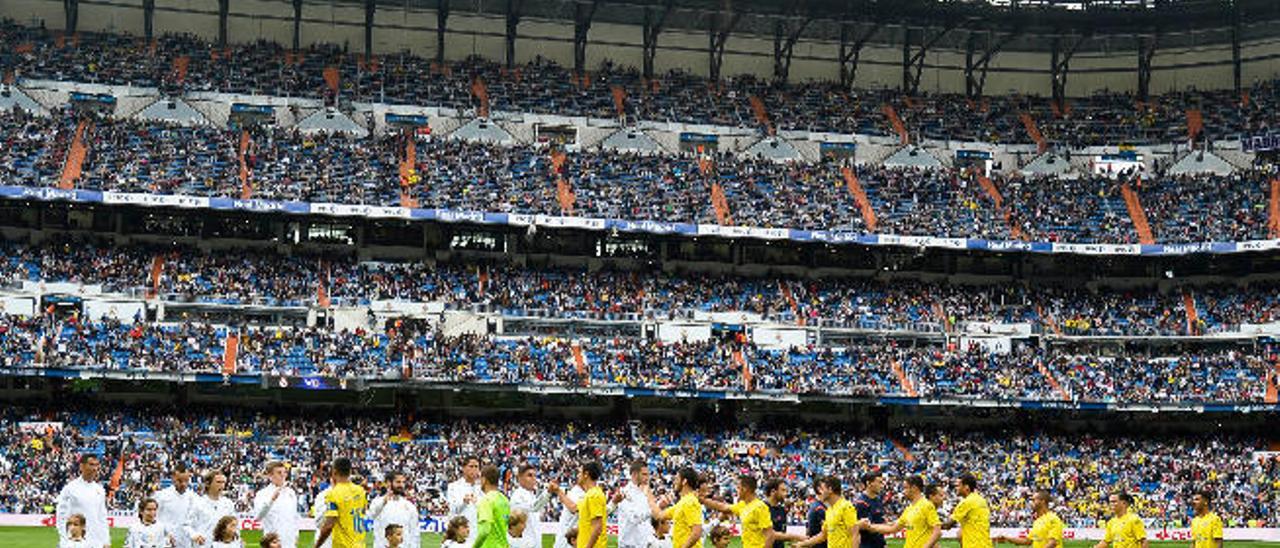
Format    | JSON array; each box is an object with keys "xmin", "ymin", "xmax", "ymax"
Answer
[
  {"xmin": 1120, "ymin": 183, "xmax": 1156, "ymax": 245},
  {"xmin": 701, "ymin": 156, "xmax": 732, "ymax": 225},
  {"xmin": 222, "ymin": 333, "xmax": 239, "ymax": 375},
  {"xmin": 238, "ymin": 130, "xmax": 253, "ymax": 199},
  {"xmin": 890, "ymin": 360, "xmax": 918, "ymax": 397},
  {"xmin": 399, "ymin": 131, "xmax": 419, "ymax": 208},
  {"xmin": 1019, "ymin": 112, "xmax": 1047, "ymax": 153},
  {"xmin": 556, "ymin": 179, "xmax": 576, "ymax": 215},
  {"xmin": 471, "ymin": 78, "xmax": 490, "ymax": 118},
  {"xmin": 933, "ymin": 302, "xmax": 952, "ymax": 334},
  {"xmin": 1034, "ymin": 359, "xmax": 1071, "ymax": 401},
  {"xmin": 550, "ymin": 150, "xmax": 574, "ymax": 214},
  {"xmin": 58, "ymin": 120, "xmax": 90, "ymax": 190},
  {"xmin": 977, "ymin": 174, "xmax": 1027, "ymax": 240},
  {"xmin": 841, "ymin": 167, "xmax": 878, "ymax": 232},
  {"xmin": 734, "ymin": 349, "xmax": 750, "ymax": 391},
  {"xmin": 1186, "ymin": 109, "xmax": 1203, "ymax": 143},
  {"xmin": 317, "ymin": 260, "xmax": 331, "ymax": 308},
  {"xmin": 477, "ymin": 267, "xmax": 489, "ymax": 296},
  {"xmin": 778, "ymin": 281, "xmax": 804, "ymax": 326},
  {"xmin": 571, "ymin": 343, "xmax": 588, "ymax": 386},
  {"xmin": 322, "ymin": 66, "xmax": 340, "ymax": 94},
  {"xmin": 882, "ymin": 103, "xmax": 909, "ymax": 145},
  {"xmin": 748, "ymin": 95, "xmax": 773, "ymax": 135},
  {"xmin": 171, "ymin": 55, "xmax": 190, "ymax": 85},
  {"xmin": 1037, "ymin": 305, "xmax": 1063, "ymax": 336},
  {"xmin": 890, "ymin": 437, "xmax": 917, "ymax": 461},
  {"xmin": 1183, "ymin": 291, "xmax": 1199, "ymax": 335},
  {"xmin": 710, "ymin": 183, "xmax": 732, "ymax": 225},
  {"xmin": 1269, "ymin": 179, "xmax": 1280, "ymax": 239},
  {"xmin": 611, "ymin": 85, "xmax": 626, "ymax": 119},
  {"xmin": 1266, "ymin": 365, "xmax": 1278, "ymax": 404},
  {"xmin": 146, "ymin": 255, "xmax": 165, "ymax": 300}
]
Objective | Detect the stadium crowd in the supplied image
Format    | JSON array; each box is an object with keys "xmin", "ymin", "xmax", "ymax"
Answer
[
  {"xmin": 3, "ymin": 19, "xmax": 1279, "ymax": 145},
  {"xmin": 0, "ymin": 405, "xmax": 1274, "ymax": 532},
  {"xmin": 3, "ymin": 238, "xmax": 1279, "ymax": 336},
  {"xmin": 0, "ymin": 104, "xmax": 1274, "ymax": 244},
  {"xmin": 0, "ymin": 307, "xmax": 1271, "ymax": 403}
]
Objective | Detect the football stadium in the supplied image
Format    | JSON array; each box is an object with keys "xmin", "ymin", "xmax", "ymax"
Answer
[{"xmin": 0, "ymin": 0, "xmax": 1278, "ymax": 546}]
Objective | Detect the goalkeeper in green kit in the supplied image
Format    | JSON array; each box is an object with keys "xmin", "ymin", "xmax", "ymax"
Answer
[{"xmin": 475, "ymin": 465, "xmax": 512, "ymax": 548}]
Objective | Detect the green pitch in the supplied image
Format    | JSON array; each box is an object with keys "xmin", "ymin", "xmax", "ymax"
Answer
[{"xmin": 0, "ymin": 528, "xmax": 1274, "ymax": 548}]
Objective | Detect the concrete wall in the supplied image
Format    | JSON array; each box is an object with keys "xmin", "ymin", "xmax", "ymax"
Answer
[{"xmin": 4, "ymin": 0, "xmax": 1280, "ymax": 96}]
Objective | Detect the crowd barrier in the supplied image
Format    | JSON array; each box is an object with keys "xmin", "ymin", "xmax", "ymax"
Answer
[{"xmin": 3, "ymin": 186, "xmax": 1276, "ymax": 257}]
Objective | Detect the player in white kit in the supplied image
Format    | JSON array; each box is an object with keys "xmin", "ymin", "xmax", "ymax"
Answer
[
  {"xmin": 252, "ymin": 461, "xmax": 299, "ymax": 548},
  {"xmin": 154, "ymin": 463, "xmax": 198, "ymax": 548},
  {"xmin": 56, "ymin": 454, "xmax": 110, "ymax": 548},
  {"xmin": 371, "ymin": 471, "xmax": 421, "ymax": 548},
  {"xmin": 445, "ymin": 456, "xmax": 482, "ymax": 547},
  {"xmin": 126, "ymin": 498, "xmax": 175, "ymax": 548},
  {"xmin": 509, "ymin": 464, "xmax": 552, "ymax": 548},
  {"xmin": 184, "ymin": 470, "xmax": 235, "ymax": 546}
]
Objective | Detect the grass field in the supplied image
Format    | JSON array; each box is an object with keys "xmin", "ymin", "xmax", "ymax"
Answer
[{"xmin": 0, "ymin": 529, "xmax": 1274, "ymax": 548}]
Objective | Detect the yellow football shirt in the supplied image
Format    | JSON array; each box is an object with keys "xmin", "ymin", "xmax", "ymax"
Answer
[
  {"xmin": 671, "ymin": 492, "xmax": 705, "ymax": 548},
  {"xmin": 731, "ymin": 498, "xmax": 774, "ymax": 548},
  {"xmin": 576, "ymin": 486, "xmax": 608, "ymax": 548},
  {"xmin": 1191, "ymin": 512, "xmax": 1223, "ymax": 548},
  {"xmin": 898, "ymin": 497, "xmax": 941, "ymax": 548},
  {"xmin": 950, "ymin": 492, "xmax": 992, "ymax": 548},
  {"xmin": 323, "ymin": 481, "xmax": 369, "ymax": 548},
  {"xmin": 823, "ymin": 497, "xmax": 860, "ymax": 548},
  {"xmin": 1103, "ymin": 512, "xmax": 1146, "ymax": 548},
  {"xmin": 1029, "ymin": 511, "xmax": 1064, "ymax": 548}
]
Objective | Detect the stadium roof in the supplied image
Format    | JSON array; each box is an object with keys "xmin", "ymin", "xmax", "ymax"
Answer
[{"xmin": 328, "ymin": 0, "xmax": 1280, "ymax": 52}]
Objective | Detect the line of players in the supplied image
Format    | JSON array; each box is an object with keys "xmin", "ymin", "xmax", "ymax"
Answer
[{"xmin": 53, "ymin": 453, "xmax": 1229, "ymax": 548}]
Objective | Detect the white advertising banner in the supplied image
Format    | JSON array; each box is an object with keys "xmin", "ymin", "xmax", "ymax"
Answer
[
  {"xmin": 83, "ymin": 299, "xmax": 146, "ymax": 322},
  {"xmin": 690, "ymin": 311, "xmax": 764, "ymax": 324},
  {"xmin": 752, "ymin": 326, "xmax": 807, "ymax": 349},
  {"xmin": 0, "ymin": 295, "xmax": 36, "ymax": 317},
  {"xmin": 958, "ymin": 336, "xmax": 1012, "ymax": 355},
  {"xmin": 657, "ymin": 322, "xmax": 712, "ymax": 343}
]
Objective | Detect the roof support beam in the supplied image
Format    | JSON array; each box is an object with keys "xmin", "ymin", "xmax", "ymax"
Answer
[
  {"xmin": 1137, "ymin": 33, "xmax": 1158, "ymax": 101},
  {"xmin": 573, "ymin": 0, "xmax": 601, "ymax": 75},
  {"xmin": 1050, "ymin": 33, "xmax": 1087, "ymax": 108},
  {"xmin": 965, "ymin": 28, "xmax": 1019, "ymax": 98},
  {"xmin": 505, "ymin": 0, "xmax": 525, "ymax": 69},
  {"xmin": 436, "ymin": 0, "xmax": 450, "ymax": 64},
  {"xmin": 1231, "ymin": 1, "xmax": 1242, "ymax": 93},
  {"xmin": 903, "ymin": 23, "xmax": 955, "ymax": 95},
  {"xmin": 839, "ymin": 21, "xmax": 880, "ymax": 89},
  {"xmin": 708, "ymin": 0, "xmax": 740, "ymax": 81},
  {"xmin": 773, "ymin": 12, "xmax": 811, "ymax": 83},
  {"xmin": 291, "ymin": 0, "xmax": 303, "ymax": 50},
  {"xmin": 364, "ymin": 0, "xmax": 376, "ymax": 59},
  {"xmin": 217, "ymin": 0, "xmax": 229, "ymax": 48},
  {"xmin": 641, "ymin": 0, "xmax": 674, "ymax": 80},
  {"xmin": 143, "ymin": 0, "xmax": 155, "ymax": 41},
  {"xmin": 63, "ymin": 0, "xmax": 79, "ymax": 35}
]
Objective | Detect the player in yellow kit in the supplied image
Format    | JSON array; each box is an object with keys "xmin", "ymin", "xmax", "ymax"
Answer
[
  {"xmin": 556, "ymin": 461, "xmax": 607, "ymax": 548},
  {"xmin": 942, "ymin": 474, "xmax": 992, "ymax": 548},
  {"xmin": 1095, "ymin": 492, "xmax": 1147, "ymax": 548},
  {"xmin": 648, "ymin": 467, "xmax": 705, "ymax": 548},
  {"xmin": 700, "ymin": 475, "xmax": 803, "ymax": 548},
  {"xmin": 794, "ymin": 476, "xmax": 861, "ymax": 548},
  {"xmin": 864, "ymin": 477, "xmax": 942, "ymax": 548},
  {"xmin": 995, "ymin": 490, "xmax": 1063, "ymax": 548},
  {"xmin": 315, "ymin": 457, "xmax": 369, "ymax": 548},
  {"xmin": 1190, "ymin": 490, "xmax": 1223, "ymax": 548}
]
